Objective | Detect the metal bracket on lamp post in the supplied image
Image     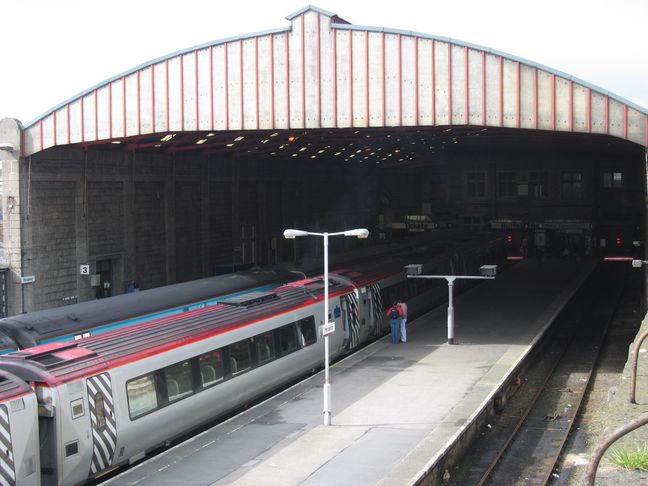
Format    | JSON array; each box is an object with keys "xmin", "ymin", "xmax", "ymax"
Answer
[
  {"xmin": 283, "ymin": 227, "xmax": 369, "ymax": 426},
  {"xmin": 406, "ymin": 265, "xmax": 497, "ymax": 344}
]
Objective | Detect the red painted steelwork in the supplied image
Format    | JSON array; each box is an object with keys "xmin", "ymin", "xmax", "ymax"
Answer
[
  {"xmin": 333, "ymin": 30, "xmax": 338, "ymax": 127},
  {"xmin": 195, "ymin": 50, "xmax": 199, "ymax": 131},
  {"xmin": 414, "ymin": 38, "xmax": 419, "ymax": 125},
  {"xmin": 381, "ymin": 32, "xmax": 385, "ymax": 126},
  {"xmin": 448, "ymin": 43, "xmax": 452, "ymax": 124},
  {"xmin": 255, "ymin": 37, "xmax": 259, "ymax": 130},
  {"xmin": 551, "ymin": 73, "xmax": 555, "ymax": 130},
  {"xmin": 122, "ymin": 76, "xmax": 127, "ymax": 137},
  {"xmin": 587, "ymin": 88, "xmax": 591, "ymax": 133},
  {"xmin": 108, "ymin": 83, "xmax": 113, "ymax": 140},
  {"xmin": 81, "ymin": 96, "xmax": 85, "ymax": 143},
  {"xmin": 481, "ymin": 51, "xmax": 486, "ymax": 125},
  {"xmin": 301, "ymin": 15, "xmax": 306, "ymax": 128},
  {"xmin": 317, "ymin": 15, "xmax": 322, "ymax": 127},
  {"xmin": 270, "ymin": 35, "xmax": 275, "ymax": 129},
  {"xmin": 240, "ymin": 40, "xmax": 244, "ymax": 130},
  {"xmin": 431, "ymin": 39, "xmax": 435, "ymax": 125},
  {"xmin": 534, "ymin": 68, "xmax": 538, "ymax": 129},
  {"xmin": 398, "ymin": 34, "xmax": 402, "ymax": 126},
  {"xmin": 569, "ymin": 79, "xmax": 573, "ymax": 132},
  {"xmin": 94, "ymin": 90, "xmax": 99, "ymax": 140},
  {"xmin": 53, "ymin": 110, "xmax": 57, "ymax": 145},
  {"xmin": 209, "ymin": 47, "xmax": 214, "ymax": 130},
  {"xmin": 137, "ymin": 71, "xmax": 142, "ymax": 135},
  {"xmin": 165, "ymin": 60, "xmax": 170, "ymax": 132},
  {"xmin": 285, "ymin": 33, "xmax": 290, "ymax": 128},
  {"xmin": 499, "ymin": 57, "xmax": 503, "ymax": 127},
  {"xmin": 465, "ymin": 46, "xmax": 469, "ymax": 124},
  {"xmin": 224, "ymin": 43, "xmax": 229, "ymax": 131},
  {"xmin": 180, "ymin": 55, "xmax": 185, "ymax": 131},
  {"xmin": 349, "ymin": 30, "xmax": 354, "ymax": 126},
  {"xmin": 516, "ymin": 62, "xmax": 520, "ymax": 129},
  {"xmin": 152, "ymin": 64, "xmax": 156, "ymax": 133},
  {"xmin": 366, "ymin": 31, "xmax": 370, "ymax": 127}
]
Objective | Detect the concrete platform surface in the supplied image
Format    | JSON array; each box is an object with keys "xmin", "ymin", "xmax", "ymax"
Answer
[{"xmin": 104, "ymin": 258, "xmax": 597, "ymax": 486}]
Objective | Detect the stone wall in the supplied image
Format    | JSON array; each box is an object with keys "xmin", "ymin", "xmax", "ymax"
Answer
[{"xmin": 15, "ymin": 147, "xmax": 370, "ymax": 313}]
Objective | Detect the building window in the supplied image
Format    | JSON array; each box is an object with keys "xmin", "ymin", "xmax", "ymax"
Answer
[
  {"xmin": 562, "ymin": 172, "xmax": 583, "ymax": 199},
  {"xmin": 603, "ymin": 171, "xmax": 623, "ymax": 189},
  {"xmin": 498, "ymin": 172, "xmax": 516, "ymax": 197},
  {"xmin": 530, "ymin": 172, "xmax": 548, "ymax": 198},
  {"xmin": 467, "ymin": 172, "xmax": 486, "ymax": 197},
  {"xmin": 463, "ymin": 216, "xmax": 481, "ymax": 229}
]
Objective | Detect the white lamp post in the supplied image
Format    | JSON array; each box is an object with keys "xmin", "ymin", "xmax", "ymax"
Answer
[
  {"xmin": 283, "ymin": 227, "xmax": 369, "ymax": 426},
  {"xmin": 406, "ymin": 264, "xmax": 497, "ymax": 344}
]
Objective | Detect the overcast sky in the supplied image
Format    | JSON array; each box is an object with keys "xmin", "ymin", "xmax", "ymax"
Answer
[{"xmin": 1, "ymin": 0, "xmax": 646, "ymax": 125}]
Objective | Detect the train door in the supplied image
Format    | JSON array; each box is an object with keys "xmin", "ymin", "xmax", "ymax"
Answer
[
  {"xmin": 0, "ymin": 403, "xmax": 17, "ymax": 486},
  {"xmin": 341, "ymin": 291, "xmax": 360, "ymax": 351},
  {"xmin": 35, "ymin": 385, "xmax": 57, "ymax": 486},
  {"xmin": 367, "ymin": 284, "xmax": 385, "ymax": 336},
  {"xmin": 86, "ymin": 373, "xmax": 117, "ymax": 476}
]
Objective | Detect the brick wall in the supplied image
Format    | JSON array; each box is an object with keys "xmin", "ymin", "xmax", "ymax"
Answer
[
  {"xmin": 134, "ymin": 181, "xmax": 166, "ymax": 289},
  {"xmin": 27, "ymin": 180, "xmax": 78, "ymax": 311}
]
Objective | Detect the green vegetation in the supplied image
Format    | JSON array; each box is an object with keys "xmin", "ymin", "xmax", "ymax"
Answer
[{"xmin": 609, "ymin": 444, "xmax": 648, "ymax": 471}]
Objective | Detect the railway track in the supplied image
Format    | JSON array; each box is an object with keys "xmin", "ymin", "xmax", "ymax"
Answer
[{"xmin": 454, "ymin": 263, "xmax": 629, "ymax": 485}]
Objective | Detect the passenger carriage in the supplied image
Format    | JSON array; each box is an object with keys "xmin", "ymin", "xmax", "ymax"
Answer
[{"xmin": 0, "ymin": 234, "xmax": 504, "ymax": 485}]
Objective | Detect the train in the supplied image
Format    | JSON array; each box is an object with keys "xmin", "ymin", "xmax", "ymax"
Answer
[
  {"xmin": 0, "ymin": 234, "xmax": 505, "ymax": 486},
  {"xmin": 0, "ymin": 267, "xmax": 300, "ymax": 353}
]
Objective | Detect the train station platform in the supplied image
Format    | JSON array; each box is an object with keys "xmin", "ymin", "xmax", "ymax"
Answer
[{"xmin": 105, "ymin": 257, "xmax": 598, "ymax": 486}]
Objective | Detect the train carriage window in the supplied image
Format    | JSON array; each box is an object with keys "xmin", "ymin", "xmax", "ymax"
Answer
[
  {"xmin": 165, "ymin": 360, "xmax": 194, "ymax": 403},
  {"xmin": 228, "ymin": 341, "xmax": 251, "ymax": 375},
  {"xmin": 127, "ymin": 373, "xmax": 158, "ymax": 419},
  {"xmin": 199, "ymin": 350, "xmax": 225, "ymax": 387},
  {"xmin": 254, "ymin": 332, "xmax": 276, "ymax": 365},
  {"xmin": 93, "ymin": 393, "xmax": 106, "ymax": 432},
  {"xmin": 278, "ymin": 324, "xmax": 299, "ymax": 355},
  {"xmin": 298, "ymin": 316, "xmax": 317, "ymax": 347}
]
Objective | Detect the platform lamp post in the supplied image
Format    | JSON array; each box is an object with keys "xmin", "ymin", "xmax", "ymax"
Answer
[
  {"xmin": 283, "ymin": 227, "xmax": 369, "ymax": 426},
  {"xmin": 405, "ymin": 264, "xmax": 497, "ymax": 344}
]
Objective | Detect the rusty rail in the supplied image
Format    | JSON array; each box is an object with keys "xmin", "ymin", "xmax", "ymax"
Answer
[
  {"xmin": 582, "ymin": 412, "xmax": 648, "ymax": 485},
  {"xmin": 629, "ymin": 329, "xmax": 648, "ymax": 404}
]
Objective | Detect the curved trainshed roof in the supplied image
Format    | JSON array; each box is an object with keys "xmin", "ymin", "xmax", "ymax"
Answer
[{"xmin": 22, "ymin": 5, "xmax": 648, "ymax": 156}]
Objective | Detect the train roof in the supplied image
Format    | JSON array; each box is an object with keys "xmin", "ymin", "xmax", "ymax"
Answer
[
  {"xmin": 0, "ymin": 231, "xmax": 503, "ymax": 386},
  {"xmin": 0, "ymin": 276, "xmax": 360, "ymax": 386},
  {"xmin": 0, "ymin": 369, "xmax": 35, "ymax": 403},
  {"xmin": 0, "ymin": 267, "xmax": 295, "ymax": 348}
]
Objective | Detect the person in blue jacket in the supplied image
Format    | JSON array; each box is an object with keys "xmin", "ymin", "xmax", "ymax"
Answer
[{"xmin": 387, "ymin": 303, "xmax": 402, "ymax": 344}]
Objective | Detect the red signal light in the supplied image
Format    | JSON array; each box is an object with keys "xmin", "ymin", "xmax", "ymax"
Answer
[
  {"xmin": 616, "ymin": 236, "xmax": 622, "ymax": 246},
  {"xmin": 506, "ymin": 235, "xmax": 513, "ymax": 245}
]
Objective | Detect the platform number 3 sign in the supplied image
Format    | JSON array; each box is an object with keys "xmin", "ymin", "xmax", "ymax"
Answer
[{"xmin": 80, "ymin": 265, "xmax": 90, "ymax": 275}]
